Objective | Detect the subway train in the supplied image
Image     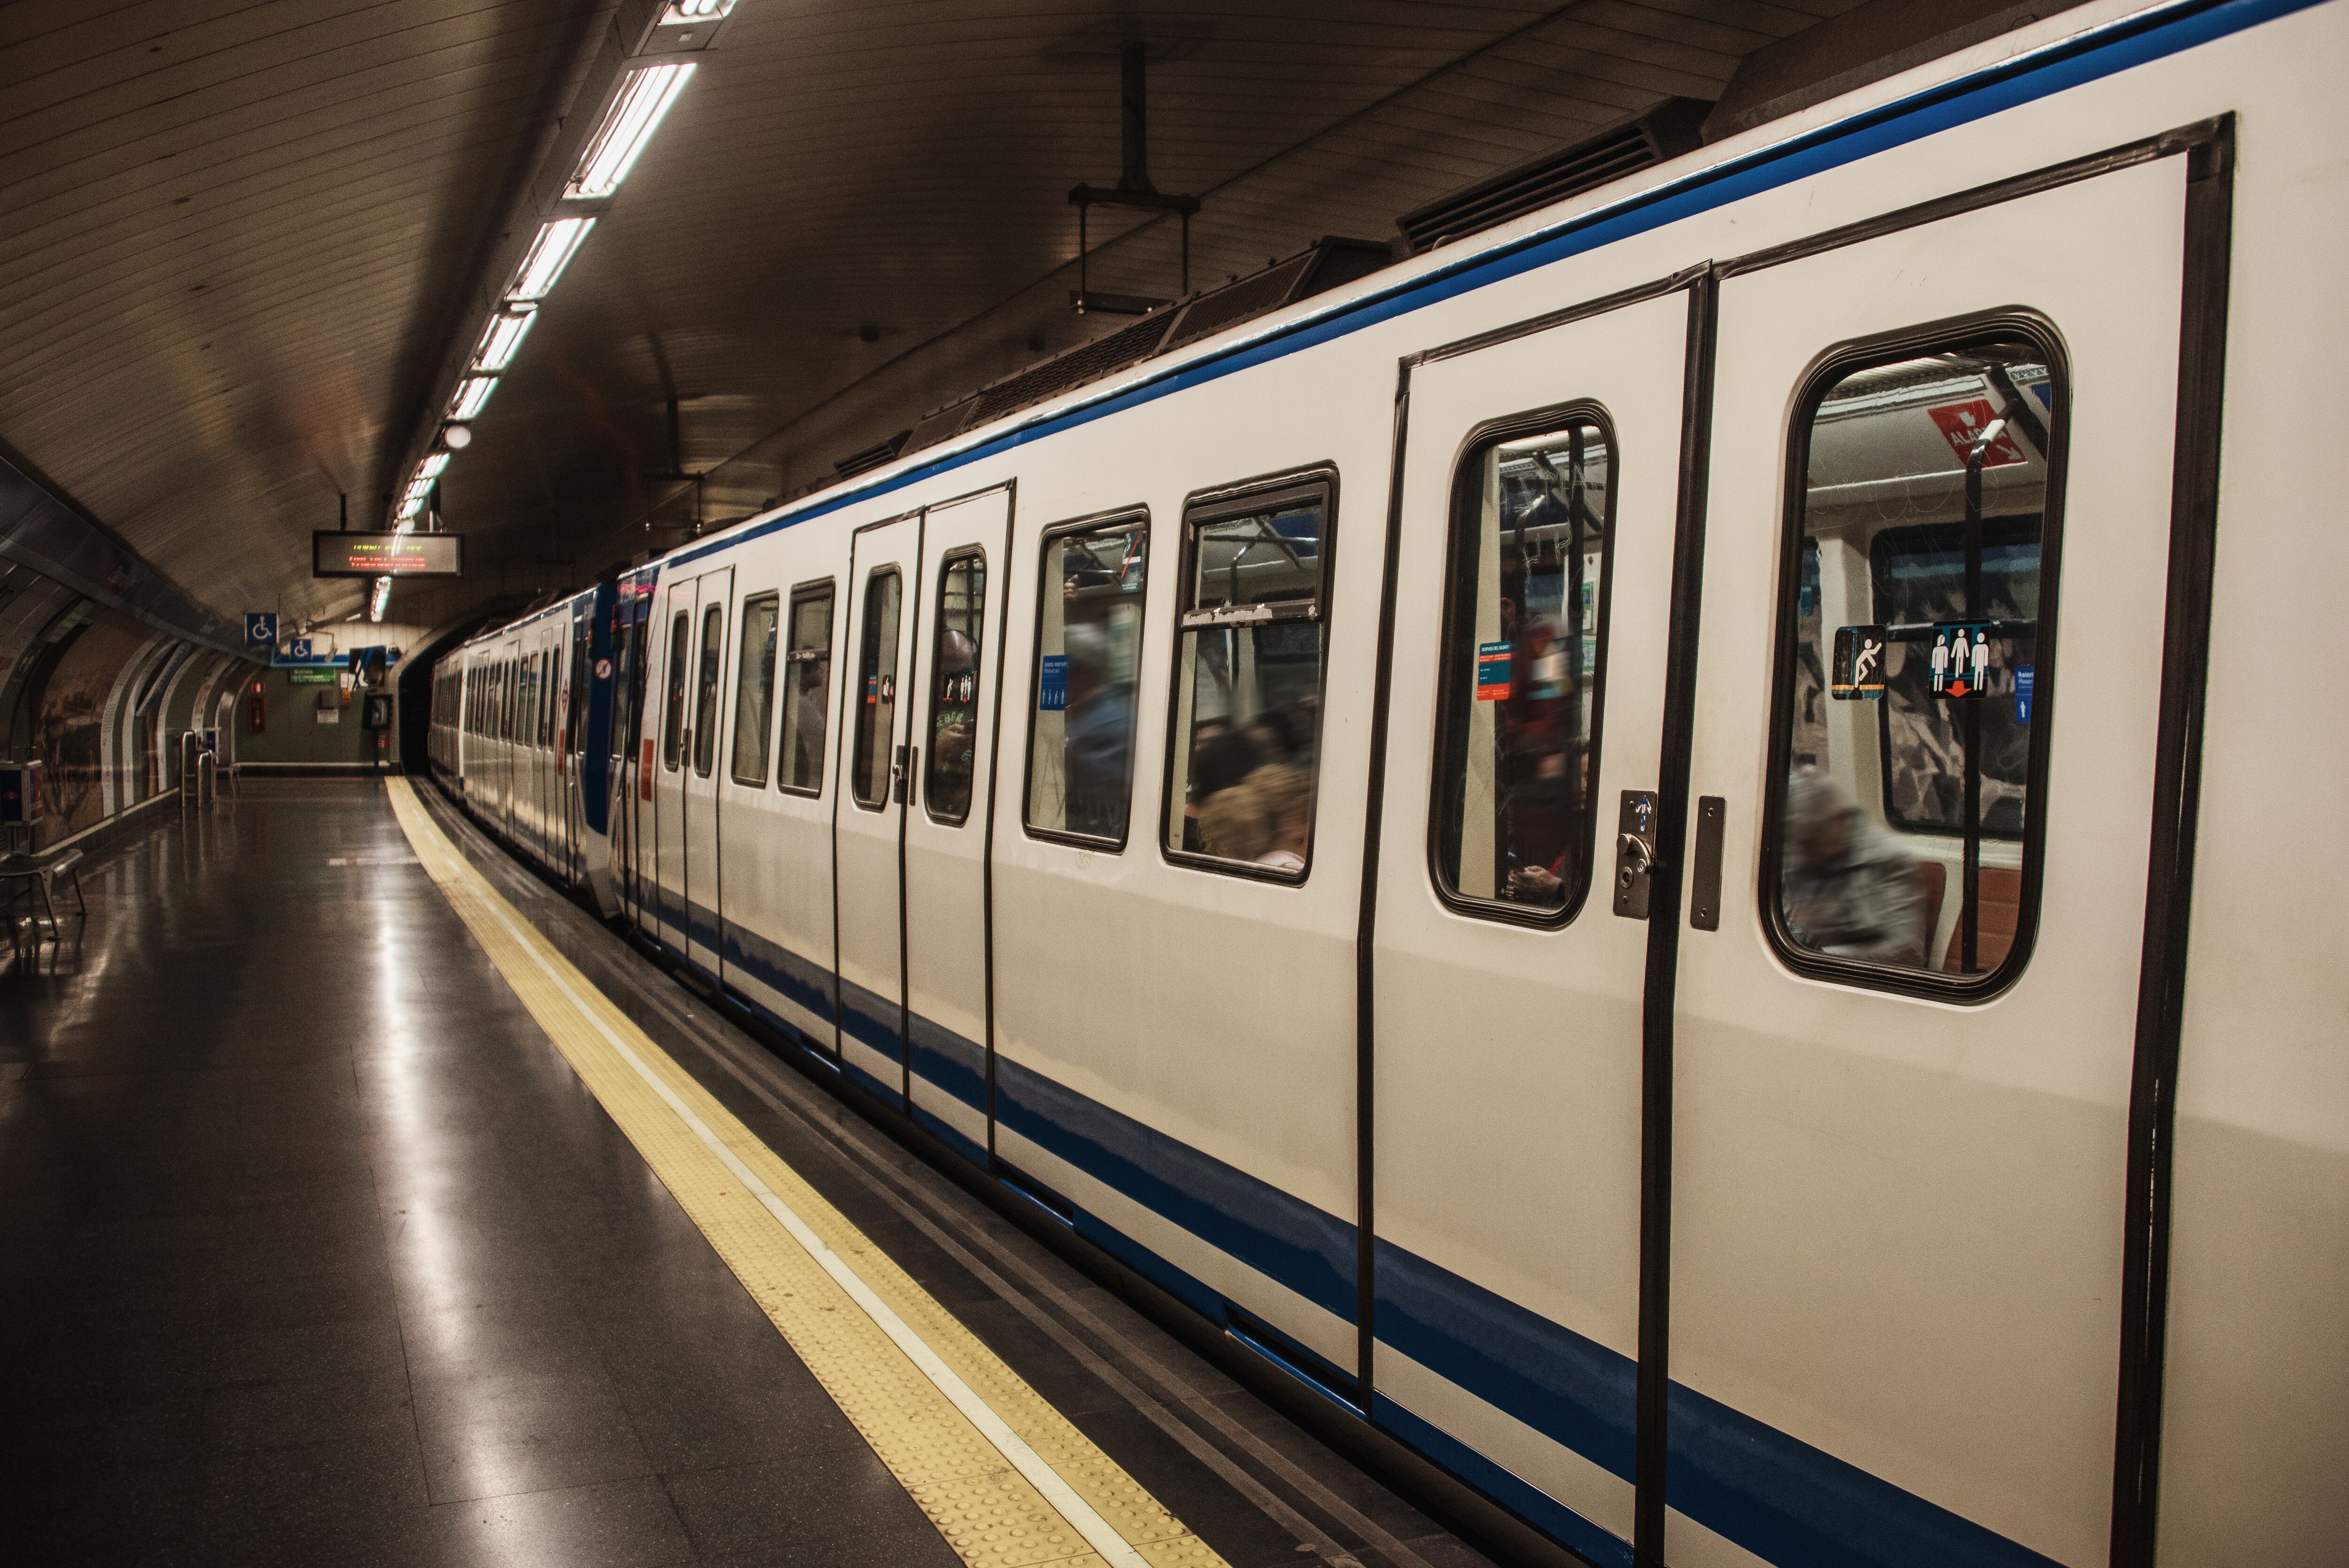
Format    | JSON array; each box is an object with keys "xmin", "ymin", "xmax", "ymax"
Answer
[{"xmin": 427, "ymin": 2, "xmax": 2349, "ymax": 1562}]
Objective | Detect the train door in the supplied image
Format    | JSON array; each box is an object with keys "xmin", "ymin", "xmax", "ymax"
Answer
[
  {"xmin": 682, "ymin": 568, "xmax": 733, "ymax": 973},
  {"xmin": 1657, "ymin": 155, "xmax": 2204, "ymax": 1568},
  {"xmin": 833, "ymin": 513, "xmax": 922, "ymax": 1098},
  {"xmin": 1369, "ymin": 287, "xmax": 1691, "ymax": 1555},
  {"xmin": 901, "ymin": 487, "xmax": 1011, "ymax": 1159},
  {"xmin": 650, "ymin": 583, "xmax": 696, "ymax": 953}
]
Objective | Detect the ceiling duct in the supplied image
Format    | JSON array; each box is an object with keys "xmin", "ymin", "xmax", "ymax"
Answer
[
  {"xmin": 1394, "ymin": 97, "xmax": 1712, "ymax": 256},
  {"xmin": 901, "ymin": 236, "xmax": 1390, "ymax": 461}
]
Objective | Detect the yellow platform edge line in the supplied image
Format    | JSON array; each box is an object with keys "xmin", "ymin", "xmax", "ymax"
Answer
[{"xmin": 385, "ymin": 780, "xmax": 1226, "ymax": 1568}]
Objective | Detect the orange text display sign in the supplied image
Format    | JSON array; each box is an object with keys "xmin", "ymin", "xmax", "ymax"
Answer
[{"xmin": 312, "ymin": 532, "xmax": 464, "ymax": 578}]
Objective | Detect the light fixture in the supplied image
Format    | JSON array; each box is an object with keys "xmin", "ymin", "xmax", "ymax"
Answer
[
  {"xmin": 507, "ymin": 217, "xmax": 596, "ymax": 301},
  {"xmin": 449, "ymin": 379, "xmax": 497, "ymax": 419},
  {"xmin": 418, "ymin": 452, "xmax": 450, "ymax": 479},
  {"xmin": 661, "ymin": 0, "xmax": 734, "ymax": 20},
  {"xmin": 397, "ymin": 496, "xmax": 424, "ymax": 520},
  {"xmin": 369, "ymin": 576, "xmax": 392, "ymax": 624},
  {"xmin": 404, "ymin": 479, "xmax": 436, "ymax": 503},
  {"xmin": 442, "ymin": 420, "xmax": 474, "ymax": 449},
  {"xmin": 567, "ymin": 63, "xmax": 697, "ymax": 200},
  {"xmin": 471, "ymin": 304, "xmax": 537, "ymax": 373}
]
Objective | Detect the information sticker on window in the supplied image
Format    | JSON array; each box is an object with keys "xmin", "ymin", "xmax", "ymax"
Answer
[
  {"xmin": 1929, "ymin": 622, "xmax": 1996, "ymax": 699},
  {"xmin": 1831, "ymin": 625, "xmax": 1886, "ymax": 700},
  {"xmin": 1036, "ymin": 653, "xmax": 1068, "ymax": 711},
  {"xmin": 1475, "ymin": 640, "xmax": 1513, "ymax": 701}
]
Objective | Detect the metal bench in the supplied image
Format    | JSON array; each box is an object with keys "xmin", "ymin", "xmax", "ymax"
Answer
[{"xmin": 0, "ymin": 847, "xmax": 86, "ymax": 935}]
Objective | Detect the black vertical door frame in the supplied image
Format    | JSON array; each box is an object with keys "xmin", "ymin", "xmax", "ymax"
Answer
[
  {"xmin": 2109, "ymin": 112, "xmax": 2234, "ymax": 1568},
  {"xmin": 981, "ymin": 481, "xmax": 1019, "ymax": 1172},
  {"xmin": 1633, "ymin": 269, "xmax": 1718, "ymax": 1568},
  {"xmin": 899, "ymin": 512, "xmax": 929, "ymax": 1112}
]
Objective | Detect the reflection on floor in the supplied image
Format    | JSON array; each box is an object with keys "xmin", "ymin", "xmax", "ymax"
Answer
[{"xmin": 0, "ymin": 779, "xmax": 1495, "ymax": 1568}]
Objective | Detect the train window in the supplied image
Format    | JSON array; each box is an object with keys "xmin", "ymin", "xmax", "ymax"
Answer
[
  {"xmin": 779, "ymin": 583, "xmax": 834, "ymax": 796},
  {"xmin": 1163, "ymin": 476, "xmax": 1331, "ymax": 878},
  {"xmin": 924, "ymin": 552, "xmax": 986, "ymax": 825},
  {"xmin": 539, "ymin": 651, "xmax": 555, "ymax": 747},
  {"xmin": 692, "ymin": 605, "xmax": 724, "ymax": 778},
  {"xmin": 1024, "ymin": 513, "xmax": 1147, "ymax": 845},
  {"xmin": 850, "ymin": 569, "xmax": 902, "ymax": 809},
  {"xmin": 1431, "ymin": 413, "xmax": 1614, "ymax": 921},
  {"xmin": 662, "ymin": 613, "xmax": 690, "ymax": 770},
  {"xmin": 1765, "ymin": 327, "xmax": 2063, "ymax": 994},
  {"xmin": 731, "ymin": 594, "xmax": 780, "ymax": 787}
]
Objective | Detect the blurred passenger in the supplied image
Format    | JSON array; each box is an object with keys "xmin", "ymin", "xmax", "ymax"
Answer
[
  {"xmin": 1197, "ymin": 727, "xmax": 1312, "ymax": 868},
  {"xmin": 1063, "ymin": 622, "xmax": 1130, "ymax": 838},
  {"xmin": 932, "ymin": 628, "xmax": 978, "ymax": 776},
  {"xmin": 1781, "ymin": 768, "xmax": 1927, "ymax": 964},
  {"xmin": 793, "ymin": 651, "xmax": 830, "ymax": 782}
]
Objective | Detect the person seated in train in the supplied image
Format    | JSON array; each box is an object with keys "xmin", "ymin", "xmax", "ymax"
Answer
[
  {"xmin": 1062, "ymin": 623, "xmax": 1130, "ymax": 838},
  {"xmin": 1779, "ymin": 767, "xmax": 1928, "ymax": 965}
]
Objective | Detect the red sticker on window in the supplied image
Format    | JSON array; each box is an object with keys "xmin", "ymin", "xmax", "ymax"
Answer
[{"xmin": 1926, "ymin": 400, "xmax": 2026, "ymax": 467}]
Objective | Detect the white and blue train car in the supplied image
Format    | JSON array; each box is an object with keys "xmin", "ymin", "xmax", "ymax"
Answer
[
  {"xmin": 431, "ymin": 581, "xmax": 618, "ymax": 895},
  {"xmin": 432, "ymin": 1, "xmax": 2349, "ymax": 1561}
]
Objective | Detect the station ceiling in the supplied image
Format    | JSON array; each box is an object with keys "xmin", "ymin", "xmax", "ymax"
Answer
[{"xmin": 1, "ymin": 0, "xmax": 1866, "ymax": 637}]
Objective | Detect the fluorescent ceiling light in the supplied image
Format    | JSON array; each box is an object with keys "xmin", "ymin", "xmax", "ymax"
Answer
[
  {"xmin": 508, "ymin": 217, "xmax": 595, "ymax": 301},
  {"xmin": 472, "ymin": 305, "xmax": 537, "ymax": 373},
  {"xmin": 450, "ymin": 378, "xmax": 497, "ymax": 419},
  {"xmin": 397, "ymin": 496, "xmax": 424, "ymax": 520},
  {"xmin": 418, "ymin": 452, "xmax": 450, "ymax": 479},
  {"xmin": 661, "ymin": 0, "xmax": 735, "ymax": 19},
  {"xmin": 404, "ymin": 479, "xmax": 436, "ymax": 502},
  {"xmin": 568, "ymin": 63, "xmax": 696, "ymax": 200},
  {"xmin": 369, "ymin": 577, "xmax": 391, "ymax": 624}
]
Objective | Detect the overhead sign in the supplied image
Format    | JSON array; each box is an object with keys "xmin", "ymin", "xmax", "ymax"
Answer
[
  {"xmin": 288, "ymin": 667, "xmax": 338, "ymax": 685},
  {"xmin": 312, "ymin": 531, "xmax": 464, "ymax": 579},
  {"xmin": 1926, "ymin": 400, "xmax": 2026, "ymax": 467},
  {"xmin": 246, "ymin": 612, "xmax": 278, "ymax": 648}
]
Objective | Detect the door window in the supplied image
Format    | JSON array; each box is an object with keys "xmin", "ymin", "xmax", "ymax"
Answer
[
  {"xmin": 1766, "ymin": 328, "xmax": 2062, "ymax": 991},
  {"xmin": 662, "ymin": 612, "xmax": 690, "ymax": 770},
  {"xmin": 850, "ymin": 569, "xmax": 902, "ymax": 809},
  {"xmin": 1164, "ymin": 477, "xmax": 1330, "ymax": 878},
  {"xmin": 779, "ymin": 583, "xmax": 834, "ymax": 795},
  {"xmin": 1025, "ymin": 514, "xmax": 1147, "ymax": 844},
  {"xmin": 731, "ymin": 594, "xmax": 780, "ymax": 786},
  {"xmin": 1431, "ymin": 413, "xmax": 1614, "ymax": 920},
  {"xmin": 924, "ymin": 552, "xmax": 986, "ymax": 825},
  {"xmin": 693, "ymin": 604, "xmax": 724, "ymax": 778}
]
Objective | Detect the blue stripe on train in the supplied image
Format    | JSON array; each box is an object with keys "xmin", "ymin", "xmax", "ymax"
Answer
[{"xmin": 649, "ymin": 917, "xmax": 2071, "ymax": 1568}]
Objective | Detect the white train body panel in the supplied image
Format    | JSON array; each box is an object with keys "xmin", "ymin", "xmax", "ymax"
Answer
[{"xmin": 429, "ymin": 4, "xmax": 2349, "ymax": 1561}]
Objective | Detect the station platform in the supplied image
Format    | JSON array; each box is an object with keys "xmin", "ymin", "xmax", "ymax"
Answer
[{"xmin": 0, "ymin": 778, "xmax": 1495, "ymax": 1568}]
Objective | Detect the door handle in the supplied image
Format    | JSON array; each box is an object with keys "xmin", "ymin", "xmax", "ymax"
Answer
[
  {"xmin": 892, "ymin": 745, "xmax": 915, "ymax": 806},
  {"xmin": 1614, "ymin": 790, "xmax": 1659, "ymax": 921}
]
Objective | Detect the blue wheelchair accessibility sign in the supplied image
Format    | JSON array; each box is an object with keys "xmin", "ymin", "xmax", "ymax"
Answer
[{"xmin": 246, "ymin": 613, "xmax": 277, "ymax": 648}]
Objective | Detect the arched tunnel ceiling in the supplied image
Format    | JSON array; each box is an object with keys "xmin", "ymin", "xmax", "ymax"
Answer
[{"xmin": 2, "ymin": 0, "xmax": 1866, "ymax": 637}]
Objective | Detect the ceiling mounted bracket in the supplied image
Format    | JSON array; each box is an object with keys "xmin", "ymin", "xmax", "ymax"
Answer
[{"xmin": 1068, "ymin": 40, "xmax": 1199, "ymax": 317}]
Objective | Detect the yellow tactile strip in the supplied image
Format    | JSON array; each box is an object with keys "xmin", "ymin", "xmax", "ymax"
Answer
[{"xmin": 386, "ymin": 781, "xmax": 1226, "ymax": 1568}]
